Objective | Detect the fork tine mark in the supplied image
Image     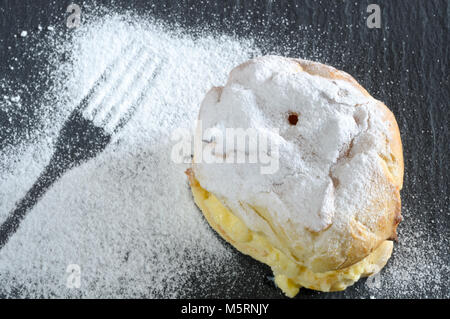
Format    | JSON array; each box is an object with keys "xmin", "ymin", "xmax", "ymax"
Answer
[
  {"xmin": 86, "ymin": 45, "xmax": 146, "ymax": 118},
  {"xmin": 92, "ymin": 48, "xmax": 150, "ymax": 124},
  {"xmin": 87, "ymin": 46, "xmax": 148, "ymax": 121},
  {"xmin": 0, "ymin": 39, "xmax": 161, "ymax": 251},
  {"xmin": 101, "ymin": 54, "xmax": 160, "ymax": 128},
  {"xmin": 77, "ymin": 40, "xmax": 137, "ymax": 113},
  {"xmin": 112, "ymin": 60, "xmax": 165, "ymax": 134},
  {"xmin": 83, "ymin": 42, "xmax": 143, "ymax": 117}
]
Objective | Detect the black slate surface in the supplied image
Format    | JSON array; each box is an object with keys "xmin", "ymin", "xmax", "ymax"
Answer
[{"xmin": 0, "ymin": 0, "xmax": 448, "ymax": 298}]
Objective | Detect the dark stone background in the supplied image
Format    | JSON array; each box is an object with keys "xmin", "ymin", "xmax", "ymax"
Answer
[{"xmin": 0, "ymin": 0, "xmax": 448, "ymax": 298}]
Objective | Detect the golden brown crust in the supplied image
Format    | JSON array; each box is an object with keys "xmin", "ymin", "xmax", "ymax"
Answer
[
  {"xmin": 294, "ymin": 58, "xmax": 404, "ymax": 190},
  {"xmin": 292, "ymin": 58, "xmax": 404, "ymax": 262},
  {"xmin": 187, "ymin": 171, "xmax": 395, "ymax": 295},
  {"xmin": 293, "ymin": 59, "xmax": 371, "ymax": 97}
]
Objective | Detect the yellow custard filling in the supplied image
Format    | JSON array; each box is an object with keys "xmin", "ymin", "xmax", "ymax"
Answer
[{"xmin": 190, "ymin": 178, "xmax": 393, "ymax": 297}]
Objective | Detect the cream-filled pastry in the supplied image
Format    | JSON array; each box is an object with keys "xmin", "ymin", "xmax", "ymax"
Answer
[{"xmin": 188, "ymin": 56, "xmax": 404, "ymax": 297}]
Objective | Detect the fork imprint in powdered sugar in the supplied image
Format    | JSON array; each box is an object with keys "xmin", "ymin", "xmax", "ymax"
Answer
[{"xmin": 0, "ymin": 41, "xmax": 164, "ymax": 249}]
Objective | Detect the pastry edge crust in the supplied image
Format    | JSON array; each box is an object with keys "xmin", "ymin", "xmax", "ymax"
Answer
[
  {"xmin": 187, "ymin": 171, "xmax": 394, "ymax": 297},
  {"xmin": 291, "ymin": 58, "xmax": 403, "ymax": 270}
]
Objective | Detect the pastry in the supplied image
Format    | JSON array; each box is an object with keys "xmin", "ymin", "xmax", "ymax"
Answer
[{"xmin": 188, "ymin": 55, "xmax": 403, "ymax": 297}]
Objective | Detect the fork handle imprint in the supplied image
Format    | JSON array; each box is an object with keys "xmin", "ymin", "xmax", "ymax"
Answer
[
  {"xmin": 0, "ymin": 158, "xmax": 67, "ymax": 249},
  {"xmin": 0, "ymin": 111, "xmax": 110, "ymax": 249}
]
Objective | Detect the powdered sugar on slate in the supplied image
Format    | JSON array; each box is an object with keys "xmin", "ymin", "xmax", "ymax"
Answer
[
  {"xmin": 0, "ymin": 14, "xmax": 259, "ymax": 298},
  {"xmin": 0, "ymin": 10, "xmax": 448, "ymax": 298}
]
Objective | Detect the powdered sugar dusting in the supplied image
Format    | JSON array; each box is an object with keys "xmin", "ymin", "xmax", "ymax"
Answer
[
  {"xmin": 0, "ymin": 13, "xmax": 260, "ymax": 298},
  {"xmin": 194, "ymin": 55, "xmax": 391, "ymax": 233},
  {"xmin": 0, "ymin": 7, "xmax": 447, "ymax": 298}
]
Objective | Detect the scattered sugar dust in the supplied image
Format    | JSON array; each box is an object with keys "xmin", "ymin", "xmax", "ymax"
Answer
[
  {"xmin": 0, "ymin": 12, "xmax": 261, "ymax": 298},
  {"xmin": 0, "ymin": 8, "xmax": 448, "ymax": 298}
]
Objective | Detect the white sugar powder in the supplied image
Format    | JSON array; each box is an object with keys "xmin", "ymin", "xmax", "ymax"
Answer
[
  {"xmin": 194, "ymin": 55, "xmax": 389, "ymax": 234},
  {"xmin": 0, "ymin": 14, "xmax": 260, "ymax": 298},
  {"xmin": 0, "ymin": 11, "xmax": 447, "ymax": 298}
]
